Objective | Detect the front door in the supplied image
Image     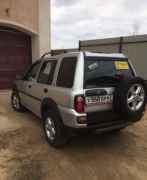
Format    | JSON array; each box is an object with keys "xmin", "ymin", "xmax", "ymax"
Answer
[{"xmin": 20, "ymin": 61, "xmax": 42, "ymax": 112}]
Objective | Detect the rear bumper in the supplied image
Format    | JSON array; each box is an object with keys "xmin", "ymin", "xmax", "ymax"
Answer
[
  {"xmin": 59, "ymin": 106, "xmax": 87, "ymax": 128},
  {"xmin": 59, "ymin": 106, "xmax": 139, "ymax": 130}
]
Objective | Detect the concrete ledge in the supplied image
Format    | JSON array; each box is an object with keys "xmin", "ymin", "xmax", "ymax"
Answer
[{"xmin": 0, "ymin": 19, "xmax": 38, "ymax": 36}]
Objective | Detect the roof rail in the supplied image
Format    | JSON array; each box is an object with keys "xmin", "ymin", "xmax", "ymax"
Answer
[
  {"xmin": 41, "ymin": 50, "xmax": 70, "ymax": 58},
  {"xmin": 41, "ymin": 50, "xmax": 117, "ymax": 58},
  {"xmin": 51, "ymin": 50, "xmax": 68, "ymax": 55},
  {"xmin": 41, "ymin": 51, "xmax": 54, "ymax": 58}
]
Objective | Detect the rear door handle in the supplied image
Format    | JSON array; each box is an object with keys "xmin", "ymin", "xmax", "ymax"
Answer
[{"xmin": 44, "ymin": 88, "xmax": 48, "ymax": 93}]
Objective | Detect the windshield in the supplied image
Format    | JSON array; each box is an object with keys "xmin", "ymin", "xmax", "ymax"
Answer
[{"xmin": 84, "ymin": 56, "xmax": 134, "ymax": 88}]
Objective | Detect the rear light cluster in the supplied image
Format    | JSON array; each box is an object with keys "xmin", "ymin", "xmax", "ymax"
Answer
[{"xmin": 74, "ymin": 95, "xmax": 85, "ymax": 113}]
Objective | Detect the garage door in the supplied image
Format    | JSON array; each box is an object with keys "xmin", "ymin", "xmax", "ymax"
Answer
[{"xmin": 0, "ymin": 27, "xmax": 32, "ymax": 89}]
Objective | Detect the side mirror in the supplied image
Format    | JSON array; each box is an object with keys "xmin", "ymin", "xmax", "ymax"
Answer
[
  {"xmin": 28, "ymin": 77, "xmax": 35, "ymax": 82},
  {"xmin": 16, "ymin": 75, "xmax": 22, "ymax": 80}
]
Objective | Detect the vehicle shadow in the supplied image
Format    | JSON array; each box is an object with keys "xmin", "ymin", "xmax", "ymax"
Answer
[
  {"xmin": 12, "ymin": 107, "xmax": 143, "ymax": 163},
  {"xmin": 61, "ymin": 127, "xmax": 140, "ymax": 160},
  {"xmin": 24, "ymin": 109, "xmax": 139, "ymax": 159}
]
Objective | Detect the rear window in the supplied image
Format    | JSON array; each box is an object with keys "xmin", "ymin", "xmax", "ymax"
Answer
[{"xmin": 84, "ymin": 56, "xmax": 134, "ymax": 88}]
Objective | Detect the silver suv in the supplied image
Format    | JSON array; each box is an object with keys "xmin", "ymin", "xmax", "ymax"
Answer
[{"xmin": 11, "ymin": 52, "xmax": 146, "ymax": 147}]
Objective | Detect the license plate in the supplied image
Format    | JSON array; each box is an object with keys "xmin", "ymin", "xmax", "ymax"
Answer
[{"xmin": 86, "ymin": 95, "xmax": 113, "ymax": 105}]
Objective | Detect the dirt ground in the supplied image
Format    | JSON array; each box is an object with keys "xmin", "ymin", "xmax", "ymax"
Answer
[{"xmin": 0, "ymin": 91, "xmax": 147, "ymax": 180}]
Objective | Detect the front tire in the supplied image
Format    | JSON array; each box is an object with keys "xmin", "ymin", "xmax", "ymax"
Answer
[
  {"xmin": 43, "ymin": 110, "xmax": 68, "ymax": 148},
  {"xmin": 11, "ymin": 91, "xmax": 24, "ymax": 112}
]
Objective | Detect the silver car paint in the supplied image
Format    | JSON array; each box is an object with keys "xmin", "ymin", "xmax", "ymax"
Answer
[{"xmin": 15, "ymin": 52, "xmax": 135, "ymax": 128}]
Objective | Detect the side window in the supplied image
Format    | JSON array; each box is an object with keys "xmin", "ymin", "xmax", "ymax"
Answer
[
  {"xmin": 56, "ymin": 57, "xmax": 77, "ymax": 88},
  {"xmin": 24, "ymin": 61, "xmax": 41, "ymax": 81},
  {"xmin": 38, "ymin": 61, "xmax": 57, "ymax": 84}
]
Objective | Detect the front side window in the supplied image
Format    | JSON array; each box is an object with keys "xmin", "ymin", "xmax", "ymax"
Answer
[
  {"xmin": 24, "ymin": 61, "xmax": 41, "ymax": 81},
  {"xmin": 56, "ymin": 57, "xmax": 77, "ymax": 88},
  {"xmin": 37, "ymin": 60, "xmax": 57, "ymax": 84}
]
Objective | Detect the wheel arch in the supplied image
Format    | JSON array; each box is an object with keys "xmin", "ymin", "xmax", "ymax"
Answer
[
  {"xmin": 41, "ymin": 98, "xmax": 61, "ymax": 120},
  {"xmin": 12, "ymin": 83, "xmax": 18, "ymax": 91}
]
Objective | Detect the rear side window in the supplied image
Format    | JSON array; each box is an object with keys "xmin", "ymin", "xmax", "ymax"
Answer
[
  {"xmin": 38, "ymin": 61, "xmax": 57, "ymax": 84},
  {"xmin": 56, "ymin": 57, "xmax": 77, "ymax": 88}
]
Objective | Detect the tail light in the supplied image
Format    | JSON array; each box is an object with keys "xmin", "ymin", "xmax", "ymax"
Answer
[{"xmin": 74, "ymin": 95, "xmax": 85, "ymax": 113}]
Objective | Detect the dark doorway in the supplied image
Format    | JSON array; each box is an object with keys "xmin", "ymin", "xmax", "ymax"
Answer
[{"xmin": 0, "ymin": 26, "xmax": 32, "ymax": 89}]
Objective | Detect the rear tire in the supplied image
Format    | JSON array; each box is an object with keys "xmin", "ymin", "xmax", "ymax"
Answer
[{"xmin": 43, "ymin": 110, "xmax": 69, "ymax": 148}]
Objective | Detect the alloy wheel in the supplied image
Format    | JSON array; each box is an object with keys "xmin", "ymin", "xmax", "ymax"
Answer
[
  {"xmin": 45, "ymin": 117, "xmax": 56, "ymax": 141},
  {"xmin": 127, "ymin": 83, "xmax": 145, "ymax": 111},
  {"xmin": 12, "ymin": 94, "xmax": 20, "ymax": 110}
]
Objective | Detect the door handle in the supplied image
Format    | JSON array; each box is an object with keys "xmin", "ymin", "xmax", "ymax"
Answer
[
  {"xmin": 44, "ymin": 88, "xmax": 48, "ymax": 93},
  {"xmin": 28, "ymin": 85, "xmax": 32, "ymax": 88}
]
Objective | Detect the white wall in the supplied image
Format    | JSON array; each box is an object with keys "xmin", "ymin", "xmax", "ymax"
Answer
[
  {"xmin": 32, "ymin": 0, "xmax": 51, "ymax": 62},
  {"xmin": 38, "ymin": 0, "xmax": 51, "ymax": 57}
]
